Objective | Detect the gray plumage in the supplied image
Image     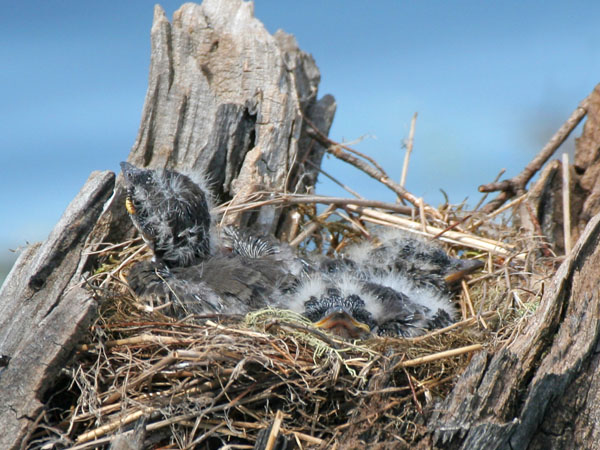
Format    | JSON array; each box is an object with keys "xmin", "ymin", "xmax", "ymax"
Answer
[
  {"xmin": 341, "ymin": 228, "xmax": 483, "ymax": 291},
  {"xmin": 282, "ymin": 267, "xmax": 457, "ymax": 338},
  {"xmin": 120, "ymin": 163, "xmax": 481, "ymax": 337},
  {"xmin": 121, "ymin": 162, "xmax": 213, "ymax": 268},
  {"xmin": 280, "ymin": 229, "xmax": 482, "ymax": 337},
  {"xmin": 127, "ymin": 254, "xmax": 298, "ymax": 318}
]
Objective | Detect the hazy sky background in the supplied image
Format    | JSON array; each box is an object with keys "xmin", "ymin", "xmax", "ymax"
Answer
[{"xmin": 2, "ymin": 0, "xmax": 599, "ymax": 279}]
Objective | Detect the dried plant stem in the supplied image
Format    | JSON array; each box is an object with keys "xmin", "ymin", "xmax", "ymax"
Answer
[
  {"xmin": 215, "ymin": 193, "xmax": 412, "ymax": 216},
  {"xmin": 83, "ymin": 238, "xmax": 141, "ymax": 255},
  {"xmin": 292, "ymin": 431, "xmax": 325, "ymax": 445},
  {"xmin": 345, "ymin": 205, "xmax": 516, "ymax": 256},
  {"xmin": 103, "ymin": 354, "xmax": 178, "ymax": 405},
  {"xmin": 400, "ymin": 112, "xmax": 417, "ymax": 188},
  {"xmin": 304, "ymin": 116, "xmax": 441, "ymax": 218},
  {"xmin": 393, "ymin": 344, "xmax": 484, "ymax": 369},
  {"xmin": 76, "ymin": 406, "xmax": 155, "ymax": 443},
  {"xmin": 419, "ymin": 198, "xmax": 427, "ymax": 233},
  {"xmin": 305, "ymin": 159, "xmax": 363, "ymax": 199},
  {"xmin": 461, "ymin": 279, "xmax": 476, "ymax": 318},
  {"xmin": 98, "ymin": 244, "xmax": 148, "ymax": 288},
  {"xmin": 462, "ymin": 280, "xmax": 488, "ymax": 329},
  {"xmin": 468, "ymin": 194, "xmax": 527, "ymax": 231},
  {"xmin": 289, "ymin": 204, "xmax": 336, "ymax": 247},
  {"xmin": 562, "ymin": 153, "xmax": 572, "ymax": 254},
  {"xmin": 303, "ymin": 115, "xmax": 387, "ymax": 174},
  {"xmin": 80, "ymin": 333, "xmax": 192, "ymax": 351},
  {"xmin": 408, "ymin": 312, "xmax": 496, "ymax": 343},
  {"xmin": 264, "ymin": 410, "xmax": 285, "ymax": 450},
  {"xmin": 473, "ymin": 168, "xmax": 505, "ymax": 212}
]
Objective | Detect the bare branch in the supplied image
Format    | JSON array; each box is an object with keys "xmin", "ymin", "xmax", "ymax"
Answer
[{"xmin": 478, "ymin": 95, "xmax": 589, "ymax": 213}]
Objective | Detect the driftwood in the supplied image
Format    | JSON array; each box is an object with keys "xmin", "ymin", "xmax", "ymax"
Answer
[{"xmin": 0, "ymin": 1, "xmax": 334, "ymax": 448}]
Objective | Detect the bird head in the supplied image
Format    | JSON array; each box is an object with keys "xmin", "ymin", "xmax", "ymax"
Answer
[
  {"xmin": 120, "ymin": 162, "xmax": 213, "ymax": 267},
  {"xmin": 304, "ymin": 288, "xmax": 374, "ymax": 339}
]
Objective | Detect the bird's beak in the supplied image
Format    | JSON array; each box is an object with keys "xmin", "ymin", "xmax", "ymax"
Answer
[
  {"xmin": 444, "ymin": 259, "xmax": 484, "ymax": 283},
  {"xmin": 125, "ymin": 196, "xmax": 136, "ymax": 215},
  {"xmin": 314, "ymin": 310, "xmax": 371, "ymax": 338}
]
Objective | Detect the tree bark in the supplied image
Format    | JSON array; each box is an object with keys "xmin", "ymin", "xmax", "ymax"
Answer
[
  {"xmin": 127, "ymin": 1, "xmax": 336, "ymax": 232},
  {"xmin": 418, "ymin": 211, "xmax": 600, "ymax": 449},
  {"xmin": 0, "ymin": 171, "xmax": 115, "ymax": 450}
]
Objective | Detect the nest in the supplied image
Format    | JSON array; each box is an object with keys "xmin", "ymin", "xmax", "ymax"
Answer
[
  {"xmin": 28, "ymin": 124, "xmax": 565, "ymax": 449},
  {"xmin": 26, "ymin": 191, "xmax": 556, "ymax": 450}
]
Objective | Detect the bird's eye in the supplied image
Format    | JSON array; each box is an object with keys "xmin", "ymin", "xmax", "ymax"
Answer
[{"xmin": 125, "ymin": 196, "xmax": 136, "ymax": 215}]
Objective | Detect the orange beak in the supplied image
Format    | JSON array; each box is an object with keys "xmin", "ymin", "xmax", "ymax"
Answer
[
  {"xmin": 125, "ymin": 197, "xmax": 136, "ymax": 215},
  {"xmin": 444, "ymin": 259, "xmax": 484, "ymax": 283},
  {"xmin": 314, "ymin": 310, "xmax": 371, "ymax": 339}
]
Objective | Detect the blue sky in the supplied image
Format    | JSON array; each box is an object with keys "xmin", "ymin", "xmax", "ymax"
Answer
[{"xmin": 2, "ymin": 1, "xmax": 599, "ymax": 274}]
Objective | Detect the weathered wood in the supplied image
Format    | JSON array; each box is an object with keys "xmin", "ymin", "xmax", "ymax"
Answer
[
  {"xmin": 0, "ymin": 171, "xmax": 115, "ymax": 450},
  {"xmin": 520, "ymin": 160, "xmax": 563, "ymax": 252},
  {"xmin": 419, "ymin": 211, "xmax": 600, "ymax": 449},
  {"xmin": 87, "ymin": 1, "xmax": 336, "ymax": 259},
  {"xmin": 574, "ymin": 83, "xmax": 600, "ymax": 236},
  {"xmin": 127, "ymin": 1, "xmax": 335, "ymax": 232}
]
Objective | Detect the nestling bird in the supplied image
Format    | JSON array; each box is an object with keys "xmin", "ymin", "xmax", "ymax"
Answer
[
  {"xmin": 126, "ymin": 254, "xmax": 295, "ymax": 317},
  {"xmin": 318, "ymin": 228, "xmax": 483, "ymax": 293},
  {"xmin": 224, "ymin": 224, "xmax": 481, "ymax": 338},
  {"xmin": 120, "ymin": 162, "xmax": 299, "ymax": 318},
  {"xmin": 119, "ymin": 162, "xmax": 482, "ymax": 337},
  {"xmin": 281, "ymin": 230, "xmax": 480, "ymax": 338},
  {"xmin": 120, "ymin": 161, "xmax": 213, "ymax": 268}
]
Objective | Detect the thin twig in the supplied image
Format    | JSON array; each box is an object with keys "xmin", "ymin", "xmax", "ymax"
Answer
[
  {"xmin": 468, "ymin": 194, "xmax": 527, "ymax": 231},
  {"xmin": 303, "ymin": 115, "xmax": 388, "ymax": 174},
  {"xmin": 292, "ymin": 431, "xmax": 325, "ymax": 445},
  {"xmin": 407, "ymin": 312, "xmax": 496, "ymax": 343},
  {"xmin": 345, "ymin": 205, "xmax": 517, "ymax": 256},
  {"xmin": 289, "ymin": 204, "xmax": 336, "ymax": 247},
  {"xmin": 402, "ymin": 367, "xmax": 423, "ymax": 414},
  {"xmin": 75, "ymin": 407, "xmax": 155, "ymax": 443},
  {"xmin": 431, "ymin": 215, "xmax": 472, "ymax": 241},
  {"xmin": 102, "ymin": 354, "xmax": 178, "ymax": 405},
  {"xmin": 264, "ymin": 410, "xmax": 285, "ymax": 450},
  {"xmin": 304, "ymin": 116, "xmax": 441, "ymax": 218},
  {"xmin": 472, "ymin": 168, "xmax": 505, "ymax": 212},
  {"xmin": 562, "ymin": 153, "xmax": 572, "ymax": 254},
  {"xmin": 393, "ymin": 344, "xmax": 484, "ymax": 369},
  {"xmin": 214, "ymin": 193, "xmax": 412, "ymax": 216},
  {"xmin": 305, "ymin": 159, "xmax": 363, "ymax": 199},
  {"xmin": 400, "ymin": 112, "xmax": 418, "ymax": 188}
]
